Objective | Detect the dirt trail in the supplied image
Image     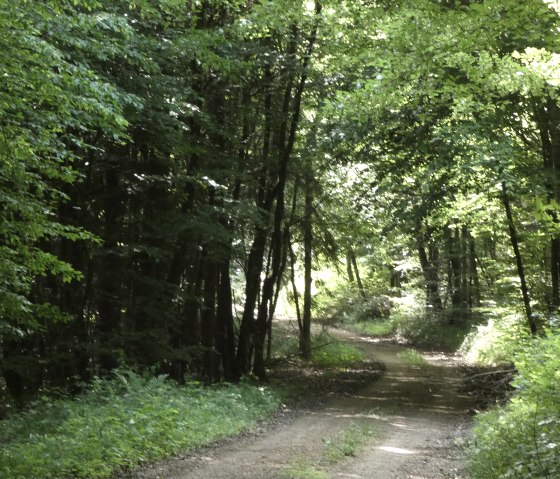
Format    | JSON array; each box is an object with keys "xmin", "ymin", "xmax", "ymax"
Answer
[{"xmin": 127, "ymin": 330, "xmax": 476, "ymax": 479}]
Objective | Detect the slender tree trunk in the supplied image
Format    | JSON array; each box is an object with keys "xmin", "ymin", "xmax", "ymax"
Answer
[
  {"xmin": 460, "ymin": 225, "xmax": 469, "ymax": 310},
  {"xmin": 417, "ymin": 235, "xmax": 443, "ymax": 312},
  {"xmin": 267, "ymin": 229, "xmax": 289, "ymax": 360},
  {"xmin": 500, "ymin": 182, "xmax": 537, "ymax": 335},
  {"xmin": 468, "ymin": 232, "xmax": 481, "ymax": 308},
  {"xmin": 551, "ymin": 239, "xmax": 560, "ymax": 310},
  {"xmin": 349, "ymin": 249, "xmax": 366, "ymax": 299},
  {"xmin": 200, "ymin": 256, "xmax": 218, "ymax": 381},
  {"xmin": 236, "ymin": 82, "xmax": 273, "ymax": 375},
  {"xmin": 448, "ymin": 228, "xmax": 462, "ymax": 312},
  {"xmin": 252, "ymin": 5, "xmax": 321, "ymax": 379},
  {"xmin": 536, "ymin": 99, "xmax": 560, "ymax": 310},
  {"xmin": 289, "ymin": 242, "xmax": 303, "ymax": 331},
  {"xmin": 300, "ymin": 171, "xmax": 313, "ymax": 359},
  {"xmin": 216, "ymin": 258, "xmax": 237, "ymax": 381},
  {"xmin": 346, "ymin": 249, "xmax": 355, "ymax": 283},
  {"xmin": 95, "ymin": 152, "xmax": 124, "ymax": 373}
]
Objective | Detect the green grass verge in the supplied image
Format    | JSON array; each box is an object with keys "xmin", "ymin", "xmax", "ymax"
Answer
[
  {"xmin": 271, "ymin": 326, "xmax": 366, "ymax": 368},
  {"xmin": 323, "ymin": 422, "xmax": 376, "ymax": 462},
  {"xmin": 345, "ymin": 319, "xmax": 395, "ymax": 337},
  {"xmin": 0, "ymin": 372, "xmax": 280, "ymax": 479},
  {"xmin": 311, "ymin": 337, "xmax": 365, "ymax": 368},
  {"xmin": 284, "ymin": 422, "xmax": 377, "ymax": 479},
  {"xmin": 397, "ymin": 348, "xmax": 428, "ymax": 367}
]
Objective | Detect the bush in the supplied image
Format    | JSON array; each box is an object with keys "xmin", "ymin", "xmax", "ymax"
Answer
[
  {"xmin": 459, "ymin": 307, "xmax": 531, "ymax": 365},
  {"xmin": 270, "ymin": 325, "xmax": 366, "ymax": 368},
  {"xmin": 389, "ymin": 293, "xmax": 470, "ymax": 351},
  {"xmin": 312, "ymin": 276, "xmax": 394, "ymax": 325},
  {"xmin": 0, "ymin": 371, "xmax": 280, "ymax": 479},
  {"xmin": 468, "ymin": 332, "xmax": 560, "ymax": 479}
]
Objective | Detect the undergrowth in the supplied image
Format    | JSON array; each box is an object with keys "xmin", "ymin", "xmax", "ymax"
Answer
[
  {"xmin": 0, "ymin": 371, "xmax": 280, "ymax": 479},
  {"xmin": 345, "ymin": 318, "xmax": 396, "ymax": 337},
  {"xmin": 468, "ymin": 332, "xmax": 560, "ymax": 479},
  {"xmin": 271, "ymin": 325, "xmax": 365, "ymax": 368},
  {"xmin": 397, "ymin": 348, "xmax": 427, "ymax": 367},
  {"xmin": 311, "ymin": 335, "xmax": 365, "ymax": 367}
]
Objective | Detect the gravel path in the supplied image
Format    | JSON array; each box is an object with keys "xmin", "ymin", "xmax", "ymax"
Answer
[{"xmin": 124, "ymin": 330, "xmax": 476, "ymax": 479}]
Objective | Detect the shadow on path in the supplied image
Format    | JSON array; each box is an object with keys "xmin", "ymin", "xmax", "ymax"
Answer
[{"xmin": 124, "ymin": 329, "xmax": 476, "ymax": 479}]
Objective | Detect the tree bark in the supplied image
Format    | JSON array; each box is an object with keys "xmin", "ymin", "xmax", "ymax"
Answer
[
  {"xmin": 350, "ymin": 249, "xmax": 366, "ymax": 299},
  {"xmin": 300, "ymin": 171, "xmax": 313, "ymax": 359},
  {"xmin": 500, "ymin": 182, "xmax": 537, "ymax": 335},
  {"xmin": 346, "ymin": 249, "xmax": 355, "ymax": 283},
  {"xmin": 417, "ymin": 235, "xmax": 443, "ymax": 312}
]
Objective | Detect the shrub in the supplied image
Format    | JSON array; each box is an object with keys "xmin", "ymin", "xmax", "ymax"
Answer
[
  {"xmin": 459, "ymin": 307, "xmax": 531, "ymax": 365},
  {"xmin": 390, "ymin": 293, "xmax": 470, "ymax": 351},
  {"xmin": 0, "ymin": 371, "xmax": 280, "ymax": 479},
  {"xmin": 468, "ymin": 332, "xmax": 560, "ymax": 479}
]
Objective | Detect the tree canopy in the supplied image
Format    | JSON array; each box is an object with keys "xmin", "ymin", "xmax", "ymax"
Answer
[{"xmin": 1, "ymin": 0, "xmax": 560, "ymax": 408}]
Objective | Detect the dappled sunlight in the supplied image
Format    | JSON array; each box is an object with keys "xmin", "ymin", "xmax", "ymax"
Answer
[
  {"xmin": 377, "ymin": 446, "xmax": 417, "ymax": 455},
  {"xmin": 388, "ymin": 422, "xmax": 420, "ymax": 431}
]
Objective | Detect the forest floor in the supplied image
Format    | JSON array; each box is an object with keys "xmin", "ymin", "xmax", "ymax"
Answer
[{"xmin": 121, "ymin": 328, "xmax": 477, "ymax": 479}]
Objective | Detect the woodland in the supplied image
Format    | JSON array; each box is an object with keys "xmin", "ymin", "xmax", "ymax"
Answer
[{"xmin": 1, "ymin": 0, "xmax": 560, "ymax": 478}]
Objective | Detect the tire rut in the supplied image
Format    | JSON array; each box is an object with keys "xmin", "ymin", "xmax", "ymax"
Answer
[{"xmin": 125, "ymin": 330, "xmax": 476, "ymax": 479}]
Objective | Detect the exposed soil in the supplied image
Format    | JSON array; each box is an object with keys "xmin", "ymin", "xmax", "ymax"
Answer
[{"xmin": 123, "ymin": 329, "xmax": 477, "ymax": 479}]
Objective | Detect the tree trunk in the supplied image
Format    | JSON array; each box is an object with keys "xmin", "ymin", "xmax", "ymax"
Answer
[
  {"xmin": 500, "ymin": 182, "xmax": 537, "ymax": 335},
  {"xmin": 536, "ymin": 100, "xmax": 560, "ymax": 310},
  {"xmin": 417, "ymin": 235, "xmax": 443, "ymax": 312},
  {"xmin": 95, "ymin": 154, "xmax": 124, "ymax": 373},
  {"xmin": 216, "ymin": 258, "xmax": 237, "ymax": 381},
  {"xmin": 468, "ymin": 232, "xmax": 481, "ymax": 308},
  {"xmin": 289, "ymin": 242, "xmax": 303, "ymax": 331},
  {"xmin": 200, "ymin": 256, "xmax": 218, "ymax": 381},
  {"xmin": 300, "ymin": 171, "xmax": 313, "ymax": 359},
  {"xmin": 346, "ymin": 249, "xmax": 355, "ymax": 283},
  {"xmin": 350, "ymin": 249, "xmax": 366, "ymax": 299}
]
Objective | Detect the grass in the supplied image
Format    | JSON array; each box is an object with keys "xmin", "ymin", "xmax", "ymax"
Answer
[
  {"xmin": 0, "ymin": 371, "xmax": 280, "ymax": 479},
  {"xmin": 284, "ymin": 462, "xmax": 330, "ymax": 479},
  {"xmin": 311, "ymin": 337, "xmax": 365, "ymax": 368},
  {"xmin": 271, "ymin": 325, "xmax": 366, "ymax": 368},
  {"xmin": 397, "ymin": 348, "xmax": 428, "ymax": 367},
  {"xmin": 283, "ymin": 422, "xmax": 377, "ymax": 479},
  {"xmin": 346, "ymin": 319, "xmax": 395, "ymax": 337},
  {"xmin": 1, "ymin": 327, "xmax": 375, "ymax": 479},
  {"xmin": 323, "ymin": 422, "xmax": 376, "ymax": 462}
]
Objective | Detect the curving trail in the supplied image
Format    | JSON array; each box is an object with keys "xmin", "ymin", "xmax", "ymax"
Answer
[{"xmin": 126, "ymin": 329, "xmax": 476, "ymax": 479}]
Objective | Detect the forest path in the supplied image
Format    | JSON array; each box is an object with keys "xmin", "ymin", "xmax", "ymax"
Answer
[{"xmin": 127, "ymin": 329, "xmax": 476, "ymax": 479}]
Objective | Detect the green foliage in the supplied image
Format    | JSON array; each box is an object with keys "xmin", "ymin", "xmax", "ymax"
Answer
[
  {"xmin": 0, "ymin": 0, "xmax": 128, "ymax": 329},
  {"xmin": 386, "ymin": 293, "xmax": 471, "ymax": 351},
  {"xmin": 348, "ymin": 319, "xmax": 395, "ymax": 338},
  {"xmin": 397, "ymin": 349, "xmax": 428, "ymax": 368},
  {"xmin": 311, "ymin": 336, "xmax": 365, "ymax": 368},
  {"xmin": 469, "ymin": 332, "xmax": 560, "ymax": 479},
  {"xmin": 284, "ymin": 422, "xmax": 376, "ymax": 479},
  {"xmin": 312, "ymin": 266, "xmax": 394, "ymax": 325},
  {"xmin": 0, "ymin": 371, "xmax": 280, "ymax": 479},
  {"xmin": 283, "ymin": 463, "xmax": 330, "ymax": 479},
  {"xmin": 323, "ymin": 422, "xmax": 376, "ymax": 463},
  {"xmin": 271, "ymin": 326, "xmax": 365, "ymax": 368},
  {"xmin": 460, "ymin": 308, "xmax": 532, "ymax": 365}
]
